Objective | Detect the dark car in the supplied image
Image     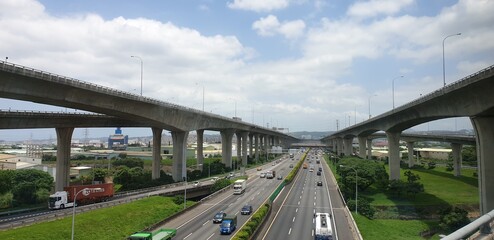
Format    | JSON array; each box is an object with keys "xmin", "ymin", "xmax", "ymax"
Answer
[
  {"xmin": 289, "ymin": 164, "xmax": 293, "ymax": 168},
  {"xmin": 277, "ymin": 175, "xmax": 283, "ymax": 180},
  {"xmin": 213, "ymin": 212, "xmax": 227, "ymax": 223},
  {"xmin": 317, "ymin": 181, "xmax": 323, "ymax": 186},
  {"xmin": 317, "ymin": 171, "xmax": 321, "ymax": 176},
  {"xmin": 319, "ymin": 167, "xmax": 322, "ymax": 171},
  {"xmin": 241, "ymin": 205, "xmax": 253, "ymax": 215}
]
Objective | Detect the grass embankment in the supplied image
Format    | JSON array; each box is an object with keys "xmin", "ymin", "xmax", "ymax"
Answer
[
  {"xmin": 0, "ymin": 196, "xmax": 194, "ymax": 240},
  {"xmin": 325, "ymin": 155, "xmax": 479, "ymax": 239}
]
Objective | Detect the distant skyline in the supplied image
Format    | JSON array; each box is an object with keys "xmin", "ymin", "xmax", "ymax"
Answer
[{"xmin": 1, "ymin": 0, "xmax": 492, "ymax": 140}]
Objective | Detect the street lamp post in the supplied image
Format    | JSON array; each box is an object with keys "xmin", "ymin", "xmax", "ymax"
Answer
[
  {"xmin": 340, "ymin": 165, "xmax": 358, "ymax": 214},
  {"xmin": 130, "ymin": 55, "xmax": 143, "ymax": 96},
  {"xmin": 72, "ymin": 187, "xmax": 102, "ymax": 240},
  {"xmin": 392, "ymin": 76, "xmax": 404, "ymax": 109},
  {"xmin": 442, "ymin": 33, "xmax": 461, "ymax": 87},
  {"xmin": 368, "ymin": 94, "xmax": 377, "ymax": 119}
]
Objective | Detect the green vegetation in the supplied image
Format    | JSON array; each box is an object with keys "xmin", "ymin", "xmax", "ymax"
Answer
[
  {"xmin": 326, "ymin": 154, "xmax": 479, "ymax": 238},
  {"xmin": 354, "ymin": 214, "xmax": 440, "ymax": 240},
  {"xmin": 0, "ymin": 169, "xmax": 53, "ymax": 209},
  {"xmin": 232, "ymin": 203, "xmax": 270, "ymax": 240},
  {"xmin": 0, "ymin": 196, "xmax": 193, "ymax": 240}
]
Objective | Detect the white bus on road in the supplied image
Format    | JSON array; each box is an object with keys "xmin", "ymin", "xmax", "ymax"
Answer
[{"xmin": 314, "ymin": 212, "xmax": 333, "ymax": 240}]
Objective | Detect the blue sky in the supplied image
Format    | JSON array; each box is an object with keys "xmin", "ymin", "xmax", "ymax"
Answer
[{"xmin": 0, "ymin": 0, "xmax": 493, "ymax": 141}]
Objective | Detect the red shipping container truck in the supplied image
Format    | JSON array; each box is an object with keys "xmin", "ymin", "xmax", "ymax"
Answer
[{"xmin": 48, "ymin": 183, "xmax": 114, "ymax": 209}]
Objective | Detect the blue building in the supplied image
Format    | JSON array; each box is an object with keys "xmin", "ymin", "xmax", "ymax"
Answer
[{"xmin": 108, "ymin": 127, "xmax": 128, "ymax": 150}]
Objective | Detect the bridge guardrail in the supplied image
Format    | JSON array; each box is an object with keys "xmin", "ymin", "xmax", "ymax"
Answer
[{"xmin": 1, "ymin": 60, "xmax": 293, "ymax": 138}]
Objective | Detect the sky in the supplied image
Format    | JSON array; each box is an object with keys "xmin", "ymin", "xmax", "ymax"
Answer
[{"xmin": 0, "ymin": 0, "xmax": 493, "ymax": 141}]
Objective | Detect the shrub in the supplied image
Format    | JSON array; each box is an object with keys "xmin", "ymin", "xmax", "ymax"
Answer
[
  {"xmin": 446, "ymin": 163, "xmax": 454, "ymax": 171},
  {"xmin": 439, "ymin": 207, "xmax": 470, "ymax": 231},
  {"xmin": 172, "ymin": 195, "xmax": 184, "ymax": 205},
  {"xmin": 348, "ymin": 198, "xmax": 375, "ymax": 219},
  {"xmin": 210, "ymin": 179, "xmax": 231, "ymax": 192}
]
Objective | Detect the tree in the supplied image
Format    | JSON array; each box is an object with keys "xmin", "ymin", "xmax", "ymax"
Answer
[
  {"xmin": 0, "ymin": 170, "xmax": 14, "ymax": 194},
  {"xmin": 439, "ymin": 207, "xmax": 470, "ymax": 231},
  {"xmin": 11, "ymin": 169, "xmax": 53, "ymax": 204}
]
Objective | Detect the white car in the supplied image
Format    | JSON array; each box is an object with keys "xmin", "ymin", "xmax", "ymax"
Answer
[
  {"xmin": 260, "ymin": 172, "xmax": 266, "ymax": 178},
  {"xmin": 193, "ymin": 181, "xmax": 201, "ymax": 187}
]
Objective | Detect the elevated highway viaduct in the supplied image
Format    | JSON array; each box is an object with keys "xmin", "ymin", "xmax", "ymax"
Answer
[
  {"xmin": 321, "ymin": 64, "xmax": 494, "ymax": 233},
  {"xmin": 0, "ymin": 61, "xmax": 299, "ymax": 191}
]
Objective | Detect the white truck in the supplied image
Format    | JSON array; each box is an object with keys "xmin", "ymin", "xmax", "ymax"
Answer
[{"xmin": 233, "ymin": 179, "xmax": 246, "ymax": 195}]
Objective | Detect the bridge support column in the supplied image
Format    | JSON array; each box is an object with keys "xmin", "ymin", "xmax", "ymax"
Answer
[
  {"xmin": 151, "ymin": 127, "xmax": 163, "ymax": 179},
  {"xmin": 241, "ymin": 132, "xmax": 249, "ymax": 171},
  {"xmin": 344, "ymin": 137, "xmax": 353, "ymax": 156},
  {"xmin": 254, "ymin": 134, "xmax": 260, "ymax": 163},
  {"xmin": 472, "ymin": 117, "xmax": 494, "ymax": 234},
  {"xmin": 337, "ymin": 138, "xmax": 344, "ymax": 156},
  {"xmin": 386, "ymin": 131, "xmax": 401, "ymax": 180},
  {"xmin": 249, "ymin": 134, "xmax": 253, "ymax": 158},
  {"xmin": 358, "ymin": 136, "xmax": 366, "ymax": 159},
  {"xmin": 264, "ymin": 135, "xmax": 269, "ymax": 153},
  {"xmin": 197, "ymin": 129, "xmax": 204, "ymax": 171},
  {"xmin": 236, "ymin": 133, "xmax": 241, "ymax": 171},
  {"xmin": 172, "ymin": 131, "xmax": 189, "ymax": 182},
  {"xmin": 406, "ymin": 141, "xmax": 415, "ymax": 168},
  {"xmin": 221, "ymin": 129, "xmax": 234, "ymax": 168},
  {"xmin": 451, "ymin": 143, "xmax": 462, "ymax": 177},
  {"xmin": 366, "ymin": 139, "xmax": 373, "ymax": 159},
  {"xmin": 55, "ymin": 127, "xmax": 74, "ymax": 191}
]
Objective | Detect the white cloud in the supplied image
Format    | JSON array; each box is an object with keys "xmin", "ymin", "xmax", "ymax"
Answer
[
  {"xmin": 252, "ymin": 15, "xmax": 305, "ymax": 39},
  {"xmin": 347, "ymin": 0, "xmax": 414, "ymax": 19},
  {"xmin": 227, "ymin": 0, "xmax": 289, "ymax": 12}
]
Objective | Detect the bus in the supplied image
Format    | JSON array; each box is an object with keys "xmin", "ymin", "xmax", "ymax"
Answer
[{"xmin": 314, "ymin": 212, "xmax": 332, "ymax": 240}]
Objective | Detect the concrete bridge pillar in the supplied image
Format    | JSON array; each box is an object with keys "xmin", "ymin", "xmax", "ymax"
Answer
[
  {"xmin": 254, "ymin": 134, "xmax": 260, "ymax": 163},
  {"xmin": 358, "ymin": 136, "xmax": 366, "ymax": 159},
  {"xmin": 241, "ymin": 132, "xmax": 249, "ymax": 168},
  {"xmin": 337, "ymin": 138, "xmax": 344, "ymax": 156},
  {"xmin": 220, "ymin": 129, "xmax": 234, "ymax": 168},
  {"xmin": 386, "ymin": 131, "xmax": 401, "ymax": 180},
  {"xmin": 366, "ymin": 139, "xmax": 373, "ymax": 160},
  {"xmin": 451, "ymin": 143, "xmax": 463, "ymax": 177},
  {"xmin": 172, "ymin": 131, "xmax": 188, "ymax": 182},
  {"xmin": 249, "ymin": 133, "xmax": 253, "ymax": 157},
  {"xmin": 55, "ymin": 127, "xmax": 74, "ymax": 191},
  {"xmin": 406, "ymin": 141, "xmax": 415, "ymax": 168},
  {"xmin": 151, "ymin": 127, "xmax": 163, "ymax": 179},
  {"xmin": 344, "ymin": 137, "xmax": 353, "ymax": 156},
  {"xmin": 196, "ymin": 129, "xmax": 204, "ymax": 172},
  {"xmin": 236, "ymin": 133, "xmax": 241, "ymax": 171},
  {"xmin": 264, "ymin": 135, "xmax": 269, "ymax": 153},
  {"xmin": 472, "ymin": 117, "xmax": 494, "ymax": 232}
]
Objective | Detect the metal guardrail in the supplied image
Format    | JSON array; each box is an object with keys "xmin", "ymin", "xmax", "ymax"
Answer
[
  {"xmin": 331, "ymin": 63, "xmax": 494, "ymax": 133},
  {"xmin": 0, "ymin": 60, "xmax": 294, "ymax": 138},
  {"xmin": 441, "ymin": 209, "xmax": 494, "ymax": 240}
]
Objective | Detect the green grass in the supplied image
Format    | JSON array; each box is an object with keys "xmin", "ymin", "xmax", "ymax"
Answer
[
  {"xmin": 0, "ymin": 196, "xmax": 194, "ymax": 240},
  {"xmin": 365, "ymin": 166, "xmax": 478, "ymax": 207},
  {"xmin": 353, "ymin": 214, "xmax": 441, "ymax": 240}
]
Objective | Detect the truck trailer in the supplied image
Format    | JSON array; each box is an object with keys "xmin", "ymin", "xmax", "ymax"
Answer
[
  {"xmin": 128, "ymin": 228, "xmax": 176, "ymax": 240},
  {"xmin": 220, "ymin": 215, "xmax": 237, "ymax": 235},
  {"xmin": 48, "ymin": 183, "xmax": 114, "ymax": 210},
  {"xmin": 233, "ymin": 179, "xmax": 246, "ymax": 194}
]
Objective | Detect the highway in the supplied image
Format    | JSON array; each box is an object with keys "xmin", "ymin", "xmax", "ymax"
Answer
[
  {"xmin": 161, "ymin": 152, "xmax": 303, "ymax": 240},
  {"xmin": 261, "ymin": 149, "xmax": 357, "ymax": 240}
]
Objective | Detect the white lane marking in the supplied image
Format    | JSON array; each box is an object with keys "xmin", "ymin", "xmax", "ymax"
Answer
[
  {"xmin": 292, "ymin": 216, "xmax": 296, "ymax": 222},
  {"xmin": 206, "ymin": 233, "xmax": 215, "ymax": 240},
  {"xmin": 202, "ymin": 220, "xmax": 209, "ymax": 226},
  {"xmin": 296, "ymin": 208, "xmax": 298, "ymax": 213},
  {"xmin": 298, "ymin": 201, "xmax": 300, "ymax": 205},
  {"xmin": 183, "ymin": 233, "xmax": 193, "ymax": 239},
  {"xmin": 235, "ymin": 211, "xmax": 239, "ymax": 215},
  {"xmin": 313, "ymin": 201, "xmax": 316, "ymax": 206},
  {"xmin": 312, "ymin": 229, "xmax": 314, "ymax": 236},
  {"xmin": 288, "ymin": 228, "xmax": 292, "ymax": 235}
]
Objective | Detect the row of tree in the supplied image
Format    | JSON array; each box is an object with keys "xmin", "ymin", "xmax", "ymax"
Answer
[{"xmin": 0, "ymin": 169, "xmax": 53, "ymax": 208}]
